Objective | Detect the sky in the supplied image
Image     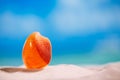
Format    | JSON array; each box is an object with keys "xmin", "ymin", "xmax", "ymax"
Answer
[{"xmin": 0, "ymin": 0, "xmax": 120, "ymax": 66}]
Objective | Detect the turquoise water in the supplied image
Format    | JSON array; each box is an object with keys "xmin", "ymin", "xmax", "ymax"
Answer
[
  {"xmin": 1, "ymin": 52, "xmax": 120, "ymax": 66},
  {"xmin": 51, "ymin": 53, "xmax": 120, "ymax": 65}
]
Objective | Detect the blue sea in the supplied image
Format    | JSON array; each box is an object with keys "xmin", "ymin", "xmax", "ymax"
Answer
[{"xmin": 1, "ymin": 51, "xmax": 120, "ymax": 66}]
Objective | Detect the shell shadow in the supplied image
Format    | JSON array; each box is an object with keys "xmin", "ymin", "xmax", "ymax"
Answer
[{"xmin": 0, "ymin": 67, "xmax": 42, "ymax": 73}]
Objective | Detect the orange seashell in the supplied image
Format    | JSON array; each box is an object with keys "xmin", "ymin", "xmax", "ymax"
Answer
[{"xmin": 22, "ymin": 32, "xmax": 52, "ymax": 69}]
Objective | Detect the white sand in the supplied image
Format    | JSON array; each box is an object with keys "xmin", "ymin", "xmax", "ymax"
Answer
[{"xmin": 0, "ymin": 62, "xmax": 120, "ymax": 80}]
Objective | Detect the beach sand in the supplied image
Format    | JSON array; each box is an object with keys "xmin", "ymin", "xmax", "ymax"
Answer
[{"xmin": 0, "ymin": 62, "xmax": 120, "ymax": 80}]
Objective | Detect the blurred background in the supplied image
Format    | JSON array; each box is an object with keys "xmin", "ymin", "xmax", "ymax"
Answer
[{"xmin": 0, "ymin": 0, "xmax": 120, "ymax": 66}]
